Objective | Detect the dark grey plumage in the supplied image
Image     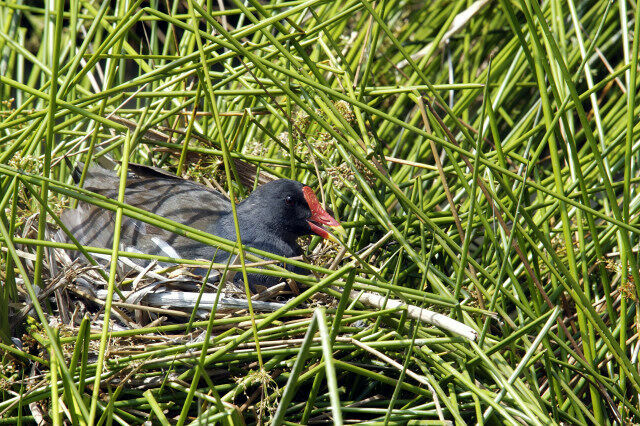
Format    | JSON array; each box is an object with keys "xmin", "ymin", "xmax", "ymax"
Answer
[{"xmin": 59, "ymin": 163, "xmax": 329, "ymax": 288}]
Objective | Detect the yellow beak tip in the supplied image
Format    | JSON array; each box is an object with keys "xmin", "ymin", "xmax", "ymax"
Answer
[{"xmin": 327, "ymin": 225, "xmax": 347, "ymax": 243}]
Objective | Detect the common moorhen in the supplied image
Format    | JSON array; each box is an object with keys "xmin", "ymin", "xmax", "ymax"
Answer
[{"xmin": 59, "ymin": 163, "xmax": 345, "ymax": 287}]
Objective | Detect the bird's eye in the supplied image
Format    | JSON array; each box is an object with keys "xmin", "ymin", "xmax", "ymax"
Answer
[{"xmin": 285, "ymin": 195, "xmax": 294, "ymax": 206}]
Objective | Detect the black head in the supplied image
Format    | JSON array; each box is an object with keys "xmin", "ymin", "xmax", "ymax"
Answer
[{"xmin": 238, "ymin": 179, "xmax": 343, "ymax": 242}]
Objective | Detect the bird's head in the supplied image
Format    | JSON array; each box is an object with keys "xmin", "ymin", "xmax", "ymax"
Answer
[{"xmin": 243, "ymin": 179, "xmax": 346, "ymax": 243}]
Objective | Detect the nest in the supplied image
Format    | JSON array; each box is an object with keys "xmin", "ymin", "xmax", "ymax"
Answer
[{"xmin": 9, "ymin": 218, "xmax": 347, "ymax": 334}]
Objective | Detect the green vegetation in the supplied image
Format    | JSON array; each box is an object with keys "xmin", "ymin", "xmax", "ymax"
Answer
[{"xmin": 1, "ymin": 0, "xmax": 639, "ymax": 423}]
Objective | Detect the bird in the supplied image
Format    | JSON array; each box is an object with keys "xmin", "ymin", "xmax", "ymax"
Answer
[{"xmin": 58, "ymin": 162, "xmax": 346, "ymax": 288}]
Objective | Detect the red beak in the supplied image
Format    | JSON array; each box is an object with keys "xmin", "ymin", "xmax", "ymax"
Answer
[{"xmin": 302, "ymin": 186, "xmax": 346, "ymax": 242}]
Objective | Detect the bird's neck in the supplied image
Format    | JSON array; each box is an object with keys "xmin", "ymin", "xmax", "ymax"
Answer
[{"xmin": 217, "ymin": 206, "xmax": 297, "ymax": 246}]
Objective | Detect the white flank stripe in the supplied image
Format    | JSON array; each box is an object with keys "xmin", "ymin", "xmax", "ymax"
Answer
[{"xmin": 151, "ymin": 237, "xmax": 180, "ymax": 258}]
